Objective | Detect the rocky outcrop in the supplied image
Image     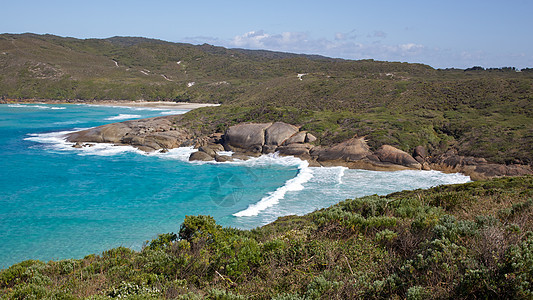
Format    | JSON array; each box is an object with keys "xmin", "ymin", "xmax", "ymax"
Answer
[
  {"xmin": 265, "ymin": 122, "xmax": 299, "ymax": 146},
  {"xmin": 430, "ymin": 150, "xmax": 532, "ymax": 180},
  {"xmin": 277, "ymin": 143, "xmax": 312, "ymax": 156},
  {"xmin": 67, "ymin": 122, "xmax": 132, "ymax": 144},
  {"xmin": 413, "ymin": 145, "xmax": 427, "ymax": 164},
  {"xmin": 305, "ymin": 133, "xmax": 317, "ymax": 143},
  {"xmin": 284, "ymin": 131, "xmax": 307, "ymax": 145},
  {"xmin": 313, "ymin": 138, "xmax": 372, "ymax": 162},
  {"xmin": 215, "ymin": 155, "xmax": 233, "ymax": 162},
  {"xmin": 66, "ymin": 118, "xmax": 531, "ymax": 178},
  {"xmin": 224, "ymin": 123, "xmax": 272, "ymax": 150},
  {"xmin": 66, "ymin": 116, "xmax": 192, "ymax": 151},
  {"xmin": 222, "ymin": 124, "xmax": 423, "ymax": 171},
  {"xmin": 374, "ymin": 145, "xmax": 422, "ymax": 169},
  {"xmin": 189, "ymin": 151, "xmax": 214, "ymax": 161}
]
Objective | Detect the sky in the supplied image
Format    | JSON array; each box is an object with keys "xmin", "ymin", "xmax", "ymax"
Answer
[{"xmin": 2, "ymin": 0, "xmax": 532, "ymax": 69}]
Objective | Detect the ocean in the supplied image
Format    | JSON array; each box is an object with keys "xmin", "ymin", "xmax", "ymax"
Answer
[{"xmin": 0, "ymin": 103, "xmax": 470, "ymax": 268}]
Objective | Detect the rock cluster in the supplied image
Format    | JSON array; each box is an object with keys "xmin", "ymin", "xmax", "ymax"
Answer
[
  {"xmin": 66, "ymin": 116, "xmax": 192, "ymax": 152},
  {"xmin": 189, "ymin": 122, "xmax": 423, "ymax": 171},
  {"xmin": 429, "ymin": 150, "xmax": 532, "ymax": 180},
  {"xmin": 66, "ymin": 118, "xmax": 532, "ymax": 178}
]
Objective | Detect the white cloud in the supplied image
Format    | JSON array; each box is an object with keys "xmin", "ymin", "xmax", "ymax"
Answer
[
  {"xmin": 226, "ymin": 30, "xmax": 426, "ymax": 61},
  {"xmin": 230, "ymin": 30, "xmax": 313, "ymax": 52},
  {"xmin": 184, "ymin": 30, "xmax": 529, "ymax": 69}
]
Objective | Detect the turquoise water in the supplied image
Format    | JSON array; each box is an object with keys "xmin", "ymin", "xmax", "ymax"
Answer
[{"xmin": 0, "ymin": 104, "xmax": 470, "ymax": 268}]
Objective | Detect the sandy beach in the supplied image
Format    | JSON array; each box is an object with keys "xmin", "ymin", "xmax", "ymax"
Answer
[
  {"xmin": 1, "ymin": 99, "xmax": 220, "ymax": 110},
  {"xmin": 86, "ymin": 100, "xmax": 220, "ymax": 109}
]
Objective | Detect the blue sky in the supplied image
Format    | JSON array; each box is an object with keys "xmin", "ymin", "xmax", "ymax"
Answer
[{"xmin": 2, "ymin": 0, "xmax": 532, "ymax": 69}]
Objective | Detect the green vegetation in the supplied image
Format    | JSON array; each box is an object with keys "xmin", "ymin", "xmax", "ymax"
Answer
[
  {"xmin": 1, "ymin": 33, "xmax": 532, "ymax": 164},
  {"xmin": 1, "ymin": 33, "xmax": 532, "ymax": 298},
  {"xmin": 1, "ymin": 176, "xmax": 532, "ymax": 299}
]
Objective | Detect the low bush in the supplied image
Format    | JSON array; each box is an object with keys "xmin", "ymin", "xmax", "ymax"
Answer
[{"xmin": 1, "ymin": 176, "xmax": 531, "ymax": 298}]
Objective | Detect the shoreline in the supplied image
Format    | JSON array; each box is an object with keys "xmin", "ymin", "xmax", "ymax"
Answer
[{"xmin": 1, "ymin": 99, "xmax": 220, "ymax": 110}]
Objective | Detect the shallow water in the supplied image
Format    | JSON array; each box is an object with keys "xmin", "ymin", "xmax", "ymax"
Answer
[{"xmin": 0, "ymin": 104, "xmax": 470, "ymax": 268}]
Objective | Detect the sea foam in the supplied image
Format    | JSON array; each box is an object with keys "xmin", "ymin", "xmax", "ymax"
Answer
[
  {"xmin": 159, "ymin": 110, "xmax": 188, "ymax": 115},
  {"xmin": 105, "ymin": 114, "xmax": 142, "ymax": 120},
  {"xmin": 233, "ymin": 158, "xmax": 313, "ymax": 217},
  {"xmin": 25, "ymin": 130, "xmax": 144, "ymax": 156},
  {"xmin": 8, "ymin": 104, "xmax": 66, "ymax": 110}
]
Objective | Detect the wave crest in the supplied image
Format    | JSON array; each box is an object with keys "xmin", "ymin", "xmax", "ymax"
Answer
[{"xmin": 233, "ymin": 159, "xmax": 313, "ymax": 217}]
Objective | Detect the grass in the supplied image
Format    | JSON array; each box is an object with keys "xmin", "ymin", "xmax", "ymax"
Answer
[{"xmin": 1, "ymin": 175, "xmax": 532, "ymax": 299}]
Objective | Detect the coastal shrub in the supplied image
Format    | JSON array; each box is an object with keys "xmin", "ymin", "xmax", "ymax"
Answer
[
  {"xmin": 262, "ymin": 239, "xmax": 287, "ymax": 253},
  {"xmin": 7, "ymin": 282, "xmax": 50, "ymax": 299},
  {"xmin": 179, "ymin": 215, "xmax": 222, "ymax": 243},
  {"xmin": 410, "ymin": 207, "xmax": 443, "ymax": 231},
  {"xmin": 108, "ymin": 281, "xmax": 161, "ymax": 299},
  {"xmin": 498, "ymin": 198, "xmax": 533, "ymax": 220},
  {"xmin": 1, "ymin": 176, "xmax": 532, "ymax": 299},
  {"xmin": 304, "ymin": 275, "xmax": 342, "ymax": 299},
  {"xmin": 206, "ymin": 288, "xmax": 246, "ymax": 299},
  {"xmin": 393, "ymin": 238, "xmax": 475, "ymax": 297},
  {"xmin": 500, "ymin": 233, "xmax": 533, "ymax": 298},
  {"xmin": 432, "ymin": 215, "xmax": 479, "ymax": 241},
  {"xmin": 51, "ymin": 259, "xmax": 79, "ymax": 275},
  {"xmin": 214, "ymin": 236, "xmax": 262, "ymax": 280},
  {"xmin": 428, "ymin": 191, "xmax": 468, "ymax": 210},
  {"xmin": 313, "ymin": 204, "xmax": 398, "ymax": 233},
  {"xmin": 406, "ymin": 285, "xmax": 430, "ymax": 300},
  {"xmin": 137, "ymin": 249, "xmax": 177, "ymax": 276},
  {"xmin": 376, "ymin": 229, "xmax": 398, "ymax": 245},
  {"xmin": 0, "ymin": 260, "xmax": 44, "ymax": 288},
  {"xmin": 146, "ymin": 232, "xmax": 178, "ymax": 251},
  {"xmin": 338, "ymin": 195, "xmax": 389, "ymax": 217},
  {"xmin": 272, "ymin": 293, "xmax": 305, "ymax": 300}
]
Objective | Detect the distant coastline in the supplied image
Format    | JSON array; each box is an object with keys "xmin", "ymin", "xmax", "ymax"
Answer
[{"xmin": 0, "ymin": 99, "xmax": 219, "ymax": 110}]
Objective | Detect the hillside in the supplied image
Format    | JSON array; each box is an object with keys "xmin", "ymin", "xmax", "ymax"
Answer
[
  {"xmin": 1, "ymin": 33, "xmax": 532, "ymax": 165},
  {"xmin": 1, "ymin": 176, "xmax": 531, "ymax": 299}
]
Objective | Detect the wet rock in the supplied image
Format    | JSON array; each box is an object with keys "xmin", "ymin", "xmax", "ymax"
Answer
[
  {"xmin": 199, "ymin": 146, "xmax": 217, "ymax": 157},
  {"xmin": 66, "ymin": 116, "xmax": 191, "ymax": 151},
  {"xmin": 231, "ymin": 153, "xmax": 251, "ymax": 161},
  {"xmin": 215, "ymin": 155, "xmax": 233, "ymax": 162},
  {"xmin": 209, "ymin": 144, "xmax": 225, "ymax": 152},
  {"xmin": 189, "ymin": 151, "xmax": 214, "ymax": 161},
  {"xmin": 67, "ymin": 122, "xmax": 132, "ymax": 143}
]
